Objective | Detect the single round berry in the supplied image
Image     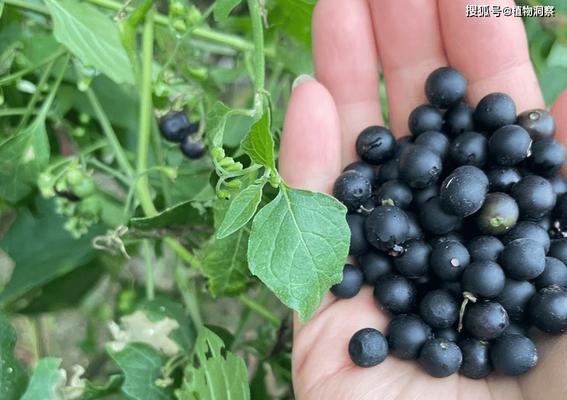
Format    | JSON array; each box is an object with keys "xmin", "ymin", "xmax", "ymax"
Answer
[
  {"xmin": 330, "ymin": 264, "xmax": 364, "ymax": 299},
  {"xmin": 495, "ymin": 279, "xmax": 536, "ymax": 321},
  {"xmin": 399, "ymin": 144, "xmax": 443, "ymax": 189},
  {"xmin": 486, "ymin": 166, "xmax": 522, "ymax": 193},
  {"xmin": 358, "ymin": 251, "xmax": 393, "ymax": 284},
  {"xmin": 459, "ymin": 338, "xmax": 492, "ymax": 379},
  {"xmin": 528, "ymin": 286, "xmax": 567, "ymax": 334},
  {"xmin": 343, "ymin": 161, "xmax": 377, "ymax": 185},
  {"xmin": 449, "ymin": 131, "xmax": 488, "ymax": 167},
  {"xmin": 488, "ymin": 125, "xmax": 532, "ymax": 166},
  {"xmin": 347, "ymin": 214, "xmax": 369, "ymax": 256},
  {"xmin": 375, "ymin": 180, "xmax": 413, "ymax": 209},
  {"xmin": 444, "ymin": 103, "xmax": 474, "ymax": 137},
  {"xmin": 464, "ymin": 301, "xmax": 509, "ymax": 340},
  {"xmin": 476, "ymin": 192, "xmax": 519, "ymax": 235},
  {"xmin": 394, "ymin": 240, "xmax": 431, "ymax": 278},
  {"xmin": 502, "ymin": 221, "xmax": 550, "ymax": 253},
  {"xmin": 517, "ymin": 109, "xmax": 556, "ymax": 141},
  {"xmin": 419, "ymin": 290, "xmax": 459, "ymax": 329},
  {"xmin": 373, "ymin": 274, "xmax": 417, "ymax": 315},
  {"xmin": 415, "ymin": 131, "xmax": 450, "ymax": 160},
  {"xmin": 434, "ymin": 328, "xmax": 460, "ymax": 342},
  {"xmin": 430, "ymin": 240, "xmax": 470, "ymax": 281},
  {"xmin": 387, "ymin": 314, "xmax": 432, "ymax": 360},
  {"xmin": 408, "ymin": 105, "xmax": 443, "ymax": 136},
  {"xmin": 159, "ymin": 111, "xmax": 192, "ymax": 142},
  {"xmin": 348, "ymin": 328, "xmax": 389, "ymax": 367},
  {"xmin": 461, "ymin": 260, "xmax": 506, "ymax": 298},
  {"xmin": 406, "ymin": 211, "xmax": 424, "ymax": 241},
  {"xmin": 180, "ymin": 137, "xmax": 206, "ymax": 159},
  {"xmin": 425, "ymin": 67, "xmax": 467, "ymax": 109},
  {"xmin": 420, "ymin": 197, "xmax": 461, "ymax": 235},
  {"xmin": 474, "ymin": 92, "xmax": 517, "ymax": 133},
  {"xmin": 467, "ymin": 235, "xmax": 504, "ymax": 262},
  {"xmin": 440, "ymin": 165, "xmax": 489, "ymax": 218},
  {"xmin": 419, "ymin": 339, "xmax": 462, "ymax": 378},
  {"xmin": 535, "ymin": 257, "xmax": 567, "ymax": 289},
  {"xmin": 365, "ymin": 205, "xmax": 409, "ymax": 252},
  {"xmin": 511, "ymin": 175, "xmax": 556, "ymax": 220},
  {"xmin": 412, "ymin": 185, "xmax": 439, "ymax": 208},
  {"xmin": 528, "ymin": 138, "xmax": 565, "ymax": 177},
  {"xmin": 356, "ymin": 126, "xmax": 396, "ymax": 165},
  {"xmin": 333, "ymin": 170, "xmax": 372, "ymax": 212},
  {"xmin": 549, "ymin": 239, "xmax": 567, "ymax": 264},
  {"xmin": 499, "ymin": 238, "xmax": 546, "ymax": 280},
  {"xmin": 490, "ymin": 334, "xmax": 538, "ymax": 376},
  {"xmin": 377, "ymin": 158, "xmax": 400, "ymax": 183}
]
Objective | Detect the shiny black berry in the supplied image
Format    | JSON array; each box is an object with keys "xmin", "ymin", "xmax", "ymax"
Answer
[
  {"xmin": 467, "ymin": 235, "xmax": 504, "ymax": 262},
  {"xmin": 440, "ymin": 165, "xmax": 489, "ymax": 218},
  {"xmin": 415, "ymin": 131, "xmax": 450, "ymax": 160},
  {"xmin": 387, "ymin": 314, "xmax": 432, "ymax": 360},
  {"xmin": 461, "ymin": 260, "xmax": 506, "ymax": 298},
  {"xmin": 159, "ymin": 111, "xmax": 192, "ymax": 142},
  {"xmin": 459, "ymin": 338, "xmax": 492, "ymax": 379},
  {"xmin": 444, "ymin": 103, "xmax": 474, "ymax": 137},
  {"xmin": 409, "ymin": 105, "xmax": 443, "ymax": 137},
  {"xmin": 528, "ymin": 286, "xmax": 567, "ymax": 333},
  {"xmin": 373, "ymin": 274, "xmax": 417, "ymax": 315},
  {"xmin": 419, "ymin": 290, "xmax": 458, "ymax": 329},
  {"xmin": 488, "ymin": 125, "xmax": 532, "ymax": 166},
  {"xmin": 419, "ymin": 339, "xmax": 462, "ymax": 378},
  {"xmin": 528, "ymin": 138, "xmax": 565, "ymax": 177},
  {"xmin": 399, "ymin": 144, "xmax": 442, "ymax": 189},
  {"xmin": 393, "ymin": 240, "xmax": 431, "ymax": 278},
  {"xmin": 517, "ymin": 109, "xmax": 556, "ymax": 141},
  {"xmin": 495, "ymin": 279, "xmax": 536, "ymax": 321},
  {"xmin": 490, "ymin": 334, "xmax": 538, "ymax": 376},
  {"xmin": 356, "ymin": 126, "xmax": 396, "ymax": 165},
  {"xmin": 333, "ymin": 170, "xmax": 372, "ymax": 212},
  {"xmin": 358, "ymin": 251, "xmax": 393, "ymax": 284},
  {"xmin": 474, "ymin": 92, "xmax": 516, "ymax": 133},
  {"xmin": 180, "ymin": 137, "xmax": 206, "ymax": 159},
  {"xmin": 425, "ymin": 67, "xmax": 467, "ymax": 109},
  {"xmin": 476, "ymin": 192, "xmax": 519, "ymax": 235},
  {"xmin": 347, "ymin": 214, "xmax": 369, "ymax": 256},
  {"xmin": 449, "ymin": 131, "xmax": 488, "ymax": 167},
  {"xmin": 343, "ymin": 161, "xmax": 377, "ymax": 185},
  {"xmin": 348, "ymin": 328, "xmax": 389, "ymax": 367},
  {"xmin": 535, "ymin": 257, "xmax": 567, "ymax": 289},
  {"xmin": 502, "ymin": 221, "xmax": 550, "ymax": 253},
  {"xmin": 464, "ymin": 301, "xmax": 509, "ymax": 340},
  {"xmin": 430, "ymin": 240, "xmax": 470, "ymax": 281},
  {"xmin": 375, "ymin": 180, "xmax": 413, "ymax": 209},
  {"xmin": 511, "ymin": 175, "xmax": 556, "ymax": 220},
  {"xmin": 419, "ymin": 197, "xmax": 460, "ymax": 235},
  {"xmin": 499, "ymin": 238, "xmax": 546, "ymax": 280},
  {"xmin": 331, "ymin": 264, "xmax": 364, "ymax": 299},
  {"xmin": 486, "ymin": 166, "xmax": 522, "ymax": 193},
  {"xmin": 365, "ymin": 205, "xmax": 409, "ymax": 252}
]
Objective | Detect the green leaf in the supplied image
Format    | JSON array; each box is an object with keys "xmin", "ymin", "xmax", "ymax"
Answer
[
  {"xmin": 45, "ymin": 0, "xmax": 134, "ymax": 85},
  {"xmin": 177, "ymin": 328, "xmax": 250, "ymax": 400},
  {"xmin": 217, "ymin": 183, "xmax": 264, "ymax": 239},
  {"xmin": 79, "ymin": 375, "xmax": 124, "ymax": 400},
  {"xmin": 206, "ymin": 102, "xmax": 234, "ymax": 148},
  {"xmin": 129, "ymin": 200, "xmax": 209, "ymax": 232},
  {"xmin": 0, "ymin": 313, "xmax": 27, "ymax": 400},
  {"xmin": 0, "ymin": 199, "xmax": 99, "ymax": 306},
  {"xmin": 109, "ymin": 343, "xmax": 173, "ymax": 400},
  {"xmin": 21, "ymin": 358, "xmax": 65, "ymax": 400},
  {"xmin": 241, "ymin": 112, "xmax": 276, "ymax": 171},
  {"xmin": 202, "ymin": 227, "xmax": 250, "ymax": 297},
  {"xmin": 0, "ymin": 110, "xmax": 50, "ymax": 203},
  {"xmin": 547, "ymin": 41, "xmax": 567, "ymax": 68},
  {"xmin": 213, "ymin": 0, "xmax": 242, "ymax": 22},
  {"xmin": 271, "ymin": 0, "xmax": 315, "ymax": 47},
  {"xmin": 247, "ymin": 187, "xmax": 349, "ymax": 321}
]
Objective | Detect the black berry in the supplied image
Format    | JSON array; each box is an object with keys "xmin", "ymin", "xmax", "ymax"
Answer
[
  {"xmin": 486, "ymin": 166, "xmax": 522, "ymax": 193},
  {"xmin": 528, "ymin": 138, "xmax": 565, "ymax": 177},
  {"xmin": 399, "ymin": 144, "xmax": 443, "ymax": 189},
  {"xmin": 348, "ymin": 328, "xmax": 389, "ymax": 367},
  {"xmin": 476, "ymin": 192, "xmax": 519, "ymax": 235},
  {"xmin": 394, "ymin": 240, "xmax": 431, "ymax": 278},
  {"xmin": 511, "ymin": 175, "xmax": 556, "ymax": 220},
  {"xmin": 474, "ymin": 93, "xmax": 516, "ymax": 133},
  {"xmin": 159, "ymin": 111, "xmax": 192, "ymax": 142},
  {"xmin": 409, "ymin": 105, "xmax": 443, "ymax": 137},
  {"xmin": 356, "ymin": 126, "xmax": 396, "ymax": 165},
  {"xmin": 415, "ymin": 131, "xmax": 450, "ymax": 160},
  {"xmin": 490, "ymin": 334, "xmax": 538, "ymax": 376},
  {"xmin": 535, "ymin": 257, "xmax": 567, "ymax": 289},
  {"xmin": 425, "ymin": 67, "xmax": 467, "ymax": 109},
  {"xmin": 419, "ymin": 290, "xmax": 458, "ymax": 329},
  {"xmin": 387, "ymin": 314, "xmax": 432, "ymax": 360},
  {"xmin": 502, "ymin": 221, "xmax": 550, "ymax": 252},
  {"xmin": 464, "ymin": 301, "xmax": 509, "ymax": 340},
  {"xmin": 495, "ymin": 279, "xmax": 536, "ymax": 321},
  {"xmin": 365, "ymin": 205, "xmax": 409, "ymax": 252},
  {"xmin": 358, "ymin": 251, "xmax": 393, "ymax": 284},
  {"xmin": 444, "ymin": 103, "xmax": 474, "ymax": 137},
  {"xmin": 528, "ymin": 286, "xmax": 567, "ymax": 333},
  {"xmin": 180, "ymin": 137, "xmax": 206, "ymax": 159},
  {"xmin": 517, "ymin": 109, "xmax": 555, "ymax": 141},
  {"xmin": 373, "ymin": 274, "xmax": 417, "ymax": 315},
  {"xmin": 333, "ymin": 170, "xmax": 372, "ymax": 212},
  {"xmin": 347, "ymin": 214, "xmax": 369, "ymax": 256},
  {"xmin": 430, "ymin": 240, "xmax": 470, "ymax": 281},
  {"xmin": 499, "ymin": 238, "xmax": 546, "ymax": 280},
  {"xmin": 419, "ymin": 339, "xmax": 462, "ymax": 378},
  {"xmin": 461, "ymin": 261, "xmax": 506, "ymax": 299},
  {"xmin": 488, "ymin": 125, "xmax": 532, "ymax": 166},
  {"xmin": 375, "ymin": 180, "xmax": 413, "ymax": 209},
  {"xmin": 440, "ymin": 165, "xmax": 489, "ymax": 218},
  {"xmin": 331, "ymin": 264, "xmax": 364, "ymax": 299},
  {"xmin": 343, "ymin": 161, "xmax": 377, "ymax": 185},
  {"xmin": 420, "ymin": 197, "xmax": 461, "ymax": 235},
  {"xmin": 459, "ymin": 338, "xmax": 492, "ymax": 379},
  {"xmin": 449, "ymin": 131, "xmax": 488, "ymax": 167},
  {"xmin": 467, "ymin": 235, "xmax": 504, "ymax": 262}
]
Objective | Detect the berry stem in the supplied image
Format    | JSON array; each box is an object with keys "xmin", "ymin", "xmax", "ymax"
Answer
[{"xmin": 457, "ymin": 291, "xmax": 477, "ymax": 332}]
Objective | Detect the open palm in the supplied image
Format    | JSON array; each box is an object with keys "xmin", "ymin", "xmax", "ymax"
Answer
[{"xmin": 278, "ymin": 0, "xmax": 567, "ymax": 399}]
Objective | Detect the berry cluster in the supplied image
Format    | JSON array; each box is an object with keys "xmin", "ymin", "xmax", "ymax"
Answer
[
  {"xmin": 158, "ymin": 111, "xmax": 205, "ymax": 159},
  {"xmin": 332, "ymin": 67, "xmax": 567, "ymax": 378}
]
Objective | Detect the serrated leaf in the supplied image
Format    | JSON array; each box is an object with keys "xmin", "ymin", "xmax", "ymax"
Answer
[
  {"xmin": 0, "ymin": 109, "xmax": 49, "ymax": 203},
  {"xmin": 109, "ymin": 343, "xmax": 173, "ymax": 400},
  {"xmin": 21, "ymin": 358, "xmax": 65, "ymax": 400},
  {"xmin": 206, "ymin": 102, "xmax": 233, "ymax": 148},
  {"xmin": 247, "ymin": 187, "xmax": 349, "ymax": 321},
  {"xmin": 241, "ymin": 112, "xmax": 276, "ymax": 171},
  {"xmin": 213, "ymin": 0, "xmax": 242, "ymax": 22},
  {"xmin": 0, "ymin": 313, "xmax": 28, "ymax": 400},
  {"xmin": 217, "ymin": 183, "xmax": 264, "ymax": 239},
  {"xmin": 202, "ymin": 227, "xmax": 250, "ymax": 297},
  {"xmin": 45, "ymin": 0, "xmax": 133, "ymax": 84},
  {"xmin": 177, "ymin": 328, "xmax": 250, "ymax": 400}
]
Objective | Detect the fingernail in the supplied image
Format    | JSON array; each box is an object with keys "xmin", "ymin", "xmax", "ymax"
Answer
[{"xmin": 292, "ymin": 74, "xmax": 314, "ymax": 91}]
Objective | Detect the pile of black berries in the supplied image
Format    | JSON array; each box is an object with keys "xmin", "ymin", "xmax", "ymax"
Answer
[
  {"xmin": 332, "ymin": 67, "xmax": 567, "ymax": 379},
  {"xmin": 158, "ymin": 111, "xmax": 205, "ymax": 159}
]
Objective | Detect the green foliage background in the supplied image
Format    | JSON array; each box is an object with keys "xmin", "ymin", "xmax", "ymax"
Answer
[{"xmin": 0, "ymin": 0, "xmax": 565, "ymax": 399}]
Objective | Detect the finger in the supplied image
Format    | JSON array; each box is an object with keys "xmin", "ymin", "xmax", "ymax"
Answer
[
  {"xmin": 313, "ymin": 0, "xmax": 383, "ymax": 165},
  {"xmin": 552, "ymin": 89, "xmax": 567, "ymax": 145},
  {"xmin": 438, "ymin": 0, "xmax": 545, "ymax": 111},
  {"xmin": 368, "ymin": 0, "xmax": 448, "ymax": 136}
]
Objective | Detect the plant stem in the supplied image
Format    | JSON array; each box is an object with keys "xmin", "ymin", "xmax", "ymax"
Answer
[
  {"xmin": 246, "ymin": 0, "xmax": 266, "ymax": 113},
  {"xmin": 17, "ymin": 57, "xmax": 57, "ymax": 129},
  {"xmin": 175, "ymin": 264, "xmax": 203, "ymax": 329},
  {"xmin": 142, "ymin": 240, "xmax": 155, "ymax": 300},
  {"xmin": 0, "ymin": 108, "xmax": 30, "ymax": 117},
  {"xmin": 239, "ymin": 293, "xmax": 280, "ymax": 326},
  {"xmin": 87, "ymin": 158, "xmax": 132, "ymax": 186},
  {"xmin": 85, "ymin": 89, "xmax": 135, "ymax": 177},
  {"xmin": 136, "ymin": 8, "xmax": 158, "ymax": 217},
  {"xmin": 0, "ymin": 48, "xmax": 66, "ymax": 86},
  {"xmin": 164, "ymin": 237, "xmax": 201, "ymax": 267}
]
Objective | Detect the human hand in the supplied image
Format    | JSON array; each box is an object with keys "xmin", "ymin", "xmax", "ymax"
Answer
[{"xmin": 278, "ymin": 0, "xmax": 567, "ymax": 399}]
